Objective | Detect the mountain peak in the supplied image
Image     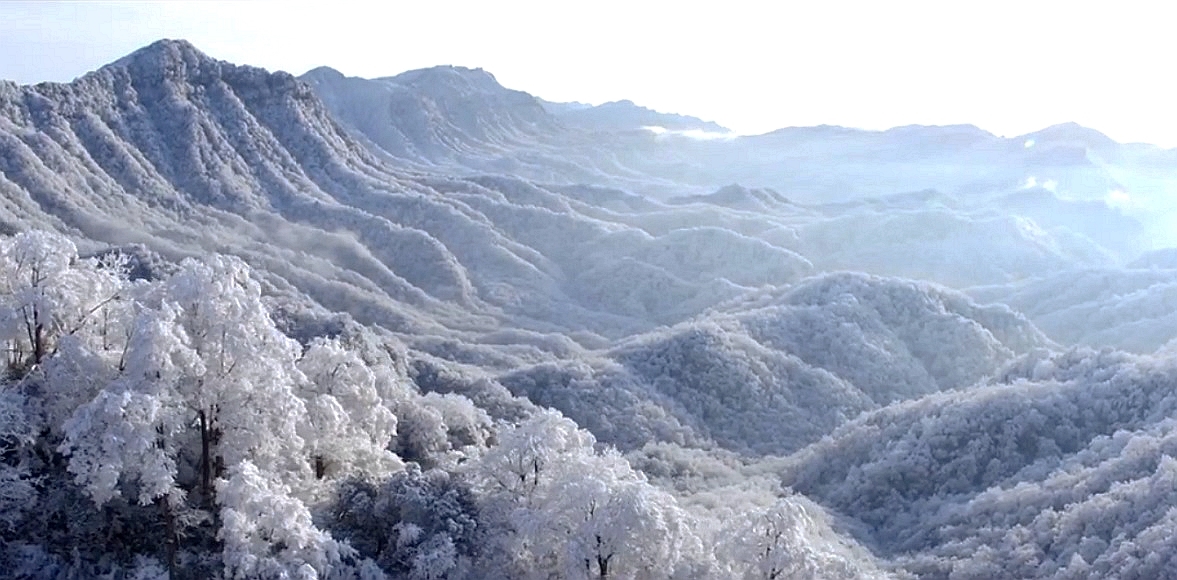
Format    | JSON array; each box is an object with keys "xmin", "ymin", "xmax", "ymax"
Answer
[
  {"xmin": 301, "ymin": 65, "xmax": 346, "ymax": 82},
  {"xmin": 302, "ymin": 62, "xmax": 557, "ymax": 162},
  {"xmin": 883, "ymin": 123, "xmax": 992, "ymax": 137},
  {"xmin": 112, "ymin": 38, "xmax": 213, "ymax": 68},
  {"xmin": 91, "ymin": 38, "xmax": 313, "ymax": 106},
  {"xmin": 142, "ymin": 38, "xmax": 201, "ymax": 53},
  {"xmin": 381, "ymin": 65, "xmax": 504, "ymax": 94},
  {"xmin": 549, "ymin": 98, "xmax": 729, "ymax": 133},
  {"xmin": 1021, "ymin": 122, "xmax": 1117, "ymax": 149},
  {"xmin": 99, "ymin": 37, "xmax": 236, "ymax": 87}
]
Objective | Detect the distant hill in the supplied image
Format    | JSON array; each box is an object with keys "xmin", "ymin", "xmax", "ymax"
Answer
[
  {"xmin": 540, "ymin": 98, "xmax": 729, "ymax": 133},
  {"xmin": 301, "ymin": 65, "xmax": 558, "ymax": 162}
]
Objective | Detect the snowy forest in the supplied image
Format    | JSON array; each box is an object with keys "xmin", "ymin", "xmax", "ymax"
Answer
[{"xmin": 5, "ymin": 39, "xmax": 1177, "ymax": 579}]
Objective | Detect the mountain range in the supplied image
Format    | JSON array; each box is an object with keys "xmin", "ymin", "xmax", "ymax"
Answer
[{"xmin": 7, "ymin": 38, "xmax": 1177, "ymax": 578}]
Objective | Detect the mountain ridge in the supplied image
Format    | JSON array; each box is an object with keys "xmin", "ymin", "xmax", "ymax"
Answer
[
  {"xmin": 8, "ymin": 37, "xmax": 1177, "ymax": 580},
  {"xmin": 290, "ymin": 50, "xmax": 1174, "ymax": 206}
]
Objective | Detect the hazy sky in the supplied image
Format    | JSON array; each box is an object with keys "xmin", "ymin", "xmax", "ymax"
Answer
[{"xmin": 1, "ymin": 1, "xmax": 1173, "ymax": 144}]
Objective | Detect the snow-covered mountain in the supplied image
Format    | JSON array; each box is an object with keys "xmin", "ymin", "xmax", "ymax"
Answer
[
  {"xmin": 301, "ymin": 61, "xmax": 1177, "ymax": 262},
  {"xmin": 540, "ymin": 98, "xmax": 729, "ymax": 134},
  {"xmin": 6, "ymin": 39, "xmax": 1177, "ymax": 579},
  {"xmin": 301, "ymin": 65, "xmax": 558, "ymax": 163},
  {"xmin": 303, "ymin": 64, "xmax": 1165, "ymax": 207},
  {"xmin": 4, "ymin": 39, "xmax": 1125, "ymax": 345},
  {"xmin": 501, "ymin": 272, "xmax": 1050, "ymax": 455},
  {"xmin": 0, "ymin": 40, "xmax": 785, "ymax": 342},
  {"xmin": 783, "ymin": 347, "xmax": 1177, "ymax": 578}
]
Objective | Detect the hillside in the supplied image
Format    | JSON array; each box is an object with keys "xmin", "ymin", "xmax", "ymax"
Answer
[{"xmin": 5, "ymin": 39, "xmax": 1177, "ymax": 579}]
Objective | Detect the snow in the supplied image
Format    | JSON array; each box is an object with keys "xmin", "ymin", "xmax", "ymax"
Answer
[{"xmin": 5, "ymin": 37, "xmax": 1177, "ymax": 579}]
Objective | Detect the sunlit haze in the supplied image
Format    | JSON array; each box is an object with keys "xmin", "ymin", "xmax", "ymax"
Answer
[{"xmin": 1, "ymin": 0, "xmax": 1174, "ymax": 144}]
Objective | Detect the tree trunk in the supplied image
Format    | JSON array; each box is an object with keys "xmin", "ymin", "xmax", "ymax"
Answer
[
  {"xmin": 33, "ymin": 321, "xmax": 44, "ymax": 365},
  {"xmin": 159, "ymin": 497, "xmax": 179, "ymax": 579},
  {"xmin": 199, "ymin": 409, "xmax": 213, "ymax": 505},
  {"xmin": 594, "ymin": 535, "xmax": 611, "ymax": 579},
  {"xmin": 31, "ymin": 299, "xmax": 45, "ymax": 365}
]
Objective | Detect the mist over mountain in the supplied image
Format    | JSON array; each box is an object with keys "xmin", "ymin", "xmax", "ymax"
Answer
[
  {"xmin": 4, "ymin": 39, "xmax": 1177, "ymax": 578},
  {"xmin": 301, "ymin": 58, "xmax": 1177, "ymax": 249}
]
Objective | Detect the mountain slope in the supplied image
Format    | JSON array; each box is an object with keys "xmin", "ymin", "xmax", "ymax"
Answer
[
  {"xmin": 10, "ymin": 38, "xmax": 1177, "ymax": 579},
  {"xmin": 781, "ymin": 348, "xmax": 1177, "ymax": 578},
  {"xmin": 302, "ymin": 65, "xmax": 558, "ymax": 163},
  {"xmin": 0, "ymin": 40, "xmax": 821, "ymax": 349},
  {"xmin": 501, "ymin": 272, "xmax": 1050, "ymax": 455}
]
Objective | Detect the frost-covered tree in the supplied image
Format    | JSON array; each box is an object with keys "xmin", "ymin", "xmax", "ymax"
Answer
[
  {"xmin": 297, "ymin": 337, "xmax": 401, "ymax": 480},
  {"xmin": 0, "ymin": 231, "xmax": 130, "ymax": 372},
  {"xmin": 329, "ymin": 465, "xmax": 482, "ymax": 579},
  {"xmin": 0, "ymin": 231, "xmax": 136, "ymax": 435},
  {"xmin": 472, "ymin": 409, "xmax": 596, "ymax": 504},
  {"xmin": 53, "ymin": 253, "xmax": 402, "ymax": 578},
  {"xmin": 218, "ymin": 461, "xmax": 382, "ymax": 580},
  {"xmin": 0, "ymin": 390, "xmax": 36, "ymax": 532},
  {"xmin": 542, "ymin": 461, "xmax": 697, "ymax": 579},
  {"xmin": 61, "ymin": 255, "xmax": 311, "ymax": 508},
  {"xmin": 472, "ymin": 410, "xmax": 702, "ymax": 578},
  {"xmin": 393, "ymin": 392, "xmax": 494, "ymax": 468},
  {"xmin": 719, "ymin": 496, "xmax": 881, "ymax": 580}
]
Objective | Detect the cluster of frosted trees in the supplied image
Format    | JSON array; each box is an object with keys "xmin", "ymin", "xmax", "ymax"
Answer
[
  {"xmin": 780, "ymin": 345, "xmax": 1177, "ymax": 578},
  {"xmin": 0, "ymin": 231, "xmax": 879, "ymax": 579}
]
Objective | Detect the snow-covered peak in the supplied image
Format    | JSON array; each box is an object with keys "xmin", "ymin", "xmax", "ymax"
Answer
[
  {"xmin": 548, "ymin": 98, "xmax": 730, "ymax": 133},
  {"xmin": 107, "ymin": 38, "xmax": 225, "ymax": 79},
  {"xmin": 1017, "ymin": 121, "xmax": 1118, "ymax": 151},
  {"xmin": 300, "ymin": 65, "xmax": 347, "ymax": 83},
  {"xmin": 382, "ymin": 65, "xmax": 506, "ymax": 93}
]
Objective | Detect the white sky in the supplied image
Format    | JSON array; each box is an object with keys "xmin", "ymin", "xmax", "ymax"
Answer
[{"xmin": 1, "ymin": 0, "xmax": 1174, "ymax": 144}]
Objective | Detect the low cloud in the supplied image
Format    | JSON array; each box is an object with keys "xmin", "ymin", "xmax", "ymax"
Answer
[
  {"xmin": 1106, "ymin": 189, "xmax": 1133, "ymax": 209},
  {"xmin": 643, "ymin": 126, "xmax": 736, "ymax": 141}
]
